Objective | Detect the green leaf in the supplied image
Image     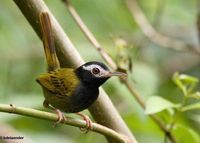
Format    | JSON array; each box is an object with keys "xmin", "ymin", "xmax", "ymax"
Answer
[
  {"xmin": 181, "ymin": 102, "xmax": 200, "ymax": 112},
  {"xmin": 172, "ymin": 72, "xmax": 187, "ymax": 95},
  {"xmin": 179, "ymin": 74, "xmax": 199, "ymax": 84},
  {"xmin": 189, "ymin": 92, "xmax": 200, "ymax": 99},
  {"xmin": 145, "ymin": 96, "xmax": 179, "ymax": 114},
  {"xmin": 172, "ymin": 72, "xmax": 199, "ymax": 95},
  {"xmin": 172, "ymin": 124, "xmax": 200, "ymax": 143}
]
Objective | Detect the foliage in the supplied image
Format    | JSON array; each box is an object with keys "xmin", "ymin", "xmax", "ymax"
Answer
[{"xmin": 145, "ymin": 73, "xmax": 200, "ymax": 142}]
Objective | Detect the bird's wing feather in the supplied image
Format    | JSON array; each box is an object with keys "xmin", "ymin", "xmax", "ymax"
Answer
[{"xmin": 36, "ymin": 68, "xmax": 79, "ymax": 97}]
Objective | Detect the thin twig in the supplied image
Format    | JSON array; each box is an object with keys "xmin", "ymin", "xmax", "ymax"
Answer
[
  {"xmin": 62, "ymin": 0, "xmax": 117, "ymax": 70},
  {"xmin": 62, "ymin": 0, "xmax": 177, "ymax": 142},
  {"xmin": 125, "ymin": 0, "xmax": 200, "ymax": 55},
  {"xmin": 120, "ymin": 78, "xmax": 177, "ymax": 143},
  {"xmin": 0, "ymin": 104, "xmax": 129, "ymax": 143}
]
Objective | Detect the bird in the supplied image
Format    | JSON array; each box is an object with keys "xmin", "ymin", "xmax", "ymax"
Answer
[{"xmin": 36, "ymin": 12, "xmax": 126, "ymax": 131}]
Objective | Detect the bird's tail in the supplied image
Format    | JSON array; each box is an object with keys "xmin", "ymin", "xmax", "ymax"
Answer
[{"xmin": 39, "ymin": 12, "xmax": 60, "ymax": 71}]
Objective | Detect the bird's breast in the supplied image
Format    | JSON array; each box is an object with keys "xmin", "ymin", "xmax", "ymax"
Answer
[{"xmin": 69, "ymin": 84, "xmax": 99, "ymax": 113}]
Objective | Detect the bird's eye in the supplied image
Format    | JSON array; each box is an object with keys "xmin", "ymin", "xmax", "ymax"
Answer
[{"xmin": 92, "ymin": 67, "xmax": 100, "ymax": 75}]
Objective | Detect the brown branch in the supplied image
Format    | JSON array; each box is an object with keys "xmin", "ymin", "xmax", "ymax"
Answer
[
  {"xmin": 12, "ymin": 0, "xmax": 136, "ymax": 143},
  {"xmin": 62, "ymin": 0, "xmax": 177, "ymax": 142},
  {"xmin": 62, "ymin": 0, "xmax": 117, "ymax": 70},
  {"xmin": 125, "ymin": 0, "xmax": 200, "ymax": 55},
  {"xmin": 0, "ymin": 104, "xmax": 129, "ymax": 143}
]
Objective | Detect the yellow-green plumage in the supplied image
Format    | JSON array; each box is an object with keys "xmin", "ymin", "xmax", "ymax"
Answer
[
  {"xmin": 37, "ymin": 69, "xmax": 79, "ymax": 97},
  {"xmin": 36, "ymin": 68, "xmax": 81, "ymax": 112}
]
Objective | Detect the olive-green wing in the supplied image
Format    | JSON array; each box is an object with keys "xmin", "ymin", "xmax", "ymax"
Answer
[{"xmin": 36, "ymin": 68, "xmax": 79, "ymax": 97}]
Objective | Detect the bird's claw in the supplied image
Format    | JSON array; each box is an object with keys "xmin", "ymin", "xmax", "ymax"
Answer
[
  {"xmin": 53, "ymin": 109, "xmax": 67, "ymax": 127},
  {"xmin": 76, "ymin": 113, "xmax": 93, "ymax": 133}
]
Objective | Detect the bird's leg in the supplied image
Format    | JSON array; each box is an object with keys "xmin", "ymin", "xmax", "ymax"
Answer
[
  {"xmin": 53, "ymin": 109, "xmax": 67, "ymax": 127},
  {"xmin": 76, "ymin": 112, "xmax": 93, "ymax": 133},
  {"xmin": 43, "ymin": 100, "xmax": 66, "ymax": 127}
]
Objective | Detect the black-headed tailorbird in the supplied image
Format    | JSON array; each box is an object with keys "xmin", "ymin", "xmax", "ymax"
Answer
[{"xmin": 36, "ymin": 12, "xmax": 126, "ymax": 131}]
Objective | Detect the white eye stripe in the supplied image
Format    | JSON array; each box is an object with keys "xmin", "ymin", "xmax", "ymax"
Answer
[
  {"xmin": 82, "ymin": 64, "xmax": 104, "ymax": 72},
  {"xmin": 82, "ymin": 64, "xmax": 107, "ymax": 77}
]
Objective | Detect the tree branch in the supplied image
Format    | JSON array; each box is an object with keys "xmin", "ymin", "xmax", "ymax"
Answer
[
  {"xmin": 0, "ymin": 104, "xmax": 128, "ymax": 143},
  {"xmin": 62, "ymin": 0, "xmax": 117, "ymax": 70},
  {"xmin": 12, "ymin": 0, "xmax": 137, "ymax": 142},
  {"xmin": 125, "ymin": 0, "xmax": 200, "ymax": 55},
  {"xmin": 61, "ymin": 0, "xmax": 177, "ymax": 142}
]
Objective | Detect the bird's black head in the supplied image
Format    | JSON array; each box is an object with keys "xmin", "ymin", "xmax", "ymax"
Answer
[{"xmin": 75, "ymin": 61, "xmax": 126, "ymax": 87}]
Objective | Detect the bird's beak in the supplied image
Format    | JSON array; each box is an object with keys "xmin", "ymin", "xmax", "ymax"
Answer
[{"xmin": 104, "ymin": 71, "xmax": 127, "ymax": 77}]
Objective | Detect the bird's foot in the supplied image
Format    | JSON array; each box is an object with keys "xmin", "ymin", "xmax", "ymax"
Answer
[
  {"xmin": 43, "ymin": 101, "xmax": 67, "ymax": 127},
  {"xmin": 53, "ymin": 109, "xmax": 67, "ymax": 127},
  {"xmin": 76, "ymin": 112, "xmax": 92, "ymax": 133}
]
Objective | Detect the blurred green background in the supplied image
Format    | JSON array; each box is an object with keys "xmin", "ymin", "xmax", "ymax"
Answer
[{"xmin": 0, "ymin": 0, "xmax": 199, "ymax": 143}]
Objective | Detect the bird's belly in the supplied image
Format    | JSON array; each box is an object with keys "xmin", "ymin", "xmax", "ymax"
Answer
[
  {"xmin": 42, "ymin": 87, "xmax": 99, "ymax": 113},
  {"xmin": 70, "ymin": 87, "xmax": 99, "ymax": 113},
  {"xmin": 42, "ymin": 89, "xmax": 71, "ymax": 112}
]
